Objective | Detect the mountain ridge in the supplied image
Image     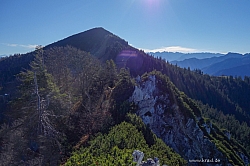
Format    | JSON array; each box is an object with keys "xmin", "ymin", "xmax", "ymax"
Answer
[
  {"xmin": 0, "ymin": 27, "xmax": 250, "ymax": 165},
  {"xmin": 1, "ymin": 27, "xmax": 250, "ymax": 123},
  {"xmin": 171, "ymin": 52, "xmax": 242, "ymax": 69},
  {"xmin": 169, "ymin": 52, "xmax": 250, "ymax": 77},
  {"xmin": 1, "ymin": 27, "xmax": 250, "ymax": 125},
  {"xmin": 150, "ymin": 51, "xmax": 224, "ymax": 61},
  {"xmin": 203, "ymin": 54, "xmax": 250, "ymax": 77}
]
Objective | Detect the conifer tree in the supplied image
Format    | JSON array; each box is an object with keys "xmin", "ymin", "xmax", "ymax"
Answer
[{"xmin": 0, "ymin": 46, "xmax": 68, "ymax": 165}]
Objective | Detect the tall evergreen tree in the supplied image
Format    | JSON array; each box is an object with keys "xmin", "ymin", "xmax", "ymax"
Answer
[{"xmin": 0, "ymin": 47, "xmax": 68, "ymax": 165}]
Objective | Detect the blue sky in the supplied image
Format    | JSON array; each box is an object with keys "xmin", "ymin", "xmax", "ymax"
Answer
[{"xmin": 1, "ymin": 0, "xmax": 250, "ymax": 56}]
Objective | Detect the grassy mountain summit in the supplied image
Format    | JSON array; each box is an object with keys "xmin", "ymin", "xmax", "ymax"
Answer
[{"xmin": 0, "ymin": 27, "xmax": 250, "ymax": 165}]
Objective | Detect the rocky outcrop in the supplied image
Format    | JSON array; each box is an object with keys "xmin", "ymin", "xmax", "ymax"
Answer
[
  {"xmin": 223, "ymin": 130, "xmax": 231, "ymax": 140},
  {"xmin": 129, "ymin": 74, "xmax": 248, "ymax": 165}
]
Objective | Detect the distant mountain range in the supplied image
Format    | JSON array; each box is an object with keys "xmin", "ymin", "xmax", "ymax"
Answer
[
  {"xmin": 151, "ymin": 52, "xmax": 250, "ymax": 77},
  {"xmin": 202, "ymin": 53, "xmax": 250, "ymax": 77},
  {"xmin": 0, "ymin": 55, "xmax": 7, "ymax": 58},
  {"xmin": 150, "ymin": 52, "xmax": 224, "ymax": 61}
]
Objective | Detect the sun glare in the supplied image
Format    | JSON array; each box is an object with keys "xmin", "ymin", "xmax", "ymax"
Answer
[
  {"xmin": 142, "ymin": 0, "xmax": 165, "ymax": 15},
  {"xmin": 145, "ymin": 0, "xmax": 161, "ymax": 7}
]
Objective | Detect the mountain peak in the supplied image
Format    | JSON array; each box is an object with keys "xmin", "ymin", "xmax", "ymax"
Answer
[
  {"xmin": 75, "ymin": 27, "xmax": 113, "ymax": 39},
  {"xmin": 46, "ymin": 27, "xmax": 128, "ymax": 60},
  {"xmin": 84, "ymin": 27, "xmax": 110, "ymax": 33}
]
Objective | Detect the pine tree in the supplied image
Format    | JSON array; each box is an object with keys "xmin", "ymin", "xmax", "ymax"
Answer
[{"xmin": 0, "ymin": 46, "xmax": 68, "ymax": 165}]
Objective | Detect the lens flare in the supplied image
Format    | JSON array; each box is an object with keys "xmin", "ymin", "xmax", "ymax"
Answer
[{"xmin": 116, "ymin": 50, "xmax": 143, "ymax": 71}]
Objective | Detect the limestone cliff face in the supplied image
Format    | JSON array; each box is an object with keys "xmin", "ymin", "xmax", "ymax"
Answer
[{"xmin": 129, "ymin": 74, "xmax": 248, "ymax": 166}]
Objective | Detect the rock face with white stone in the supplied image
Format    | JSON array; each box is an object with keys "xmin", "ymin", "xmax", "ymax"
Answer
[
  {"xmin": 129, "ymin": 74, "xmax": 249, "ymax": 165},
  {"xmin": 202, "ymin": 122, "xmax": 212, "ymax": 135},
  {"xmin": 223, "ymin": 130, "xmax": 231, "ymax": 140}
]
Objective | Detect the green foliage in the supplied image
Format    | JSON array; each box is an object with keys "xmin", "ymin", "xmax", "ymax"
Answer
[
  {"xmin": 12, "ymin": 48, "xmax": 68, "ymax": 119},
  {"xmin": 196, "ymin": 116, "xmax": 248, "ymax": 165},
  {"xmin": 125, "ymin": 113, "xmax": 157, "ymax": 146},
  {"xmin": 198, "ymin": 101, "xmax": 250, "ymax": 156},
  {"xmin": 0, "ymin": 53, "xmax": 35, "ymax": 98},
  {"xmin": 105, "ymin": 59, "xmax": 118, "ymax": 87},
  {"xmin": 0, "ymin": 48, "xmax": 69, "ymax": 165},
  {"xmin": 64, "ymin": 121, "xmax": 186, "ymax": 166},
  {"xmin": 111, "ymin": 68, "xmax": 135, "ymax": 123},
  {"xmin": 197, "ymin": 122, "xmax": 247, "ymax": 166}
]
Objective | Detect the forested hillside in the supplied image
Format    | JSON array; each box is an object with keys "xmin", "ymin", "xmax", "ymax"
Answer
[{"xmin": 0, "ymin": 28, "xmax": 250, "ymax": 165}]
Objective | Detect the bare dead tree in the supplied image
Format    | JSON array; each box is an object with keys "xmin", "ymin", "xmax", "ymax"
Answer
[{"xmin": 34, "ymin": 71, "xmax": 42, "ymax": 135}]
